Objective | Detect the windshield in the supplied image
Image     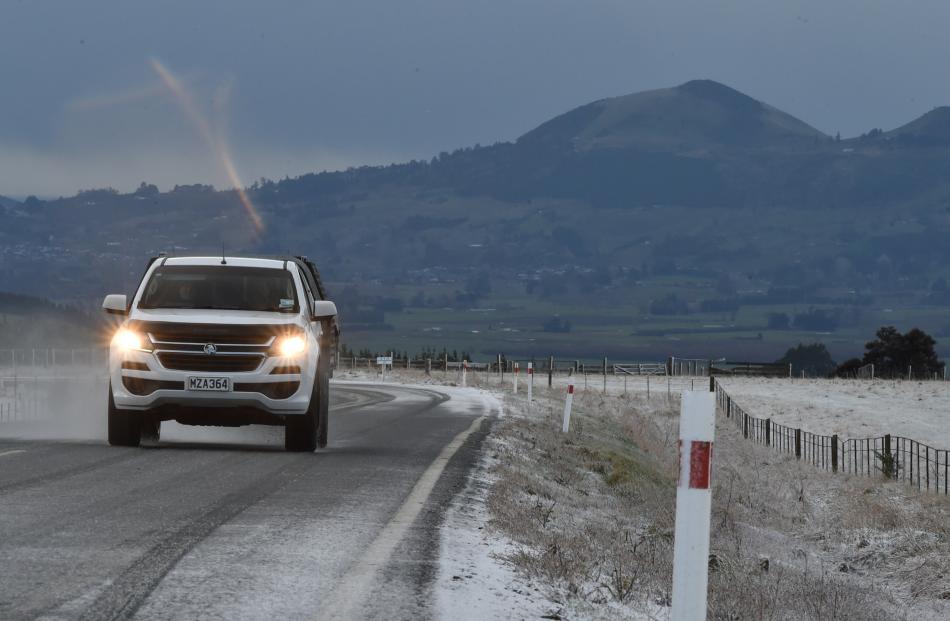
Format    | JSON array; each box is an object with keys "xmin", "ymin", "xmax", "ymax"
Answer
[{"xmin": 137, "ymin": 265, "xmax": 299, "ymax": 312}]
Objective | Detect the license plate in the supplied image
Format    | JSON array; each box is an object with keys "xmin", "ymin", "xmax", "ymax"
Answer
[{"xmin": 187, "ymin": 376, "xmax": 231, "ymax": 392}]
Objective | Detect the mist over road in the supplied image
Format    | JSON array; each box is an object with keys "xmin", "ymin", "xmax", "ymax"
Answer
[{"xmin": 0, "ymin": 383, "xmax": 492, "ymax": 620}]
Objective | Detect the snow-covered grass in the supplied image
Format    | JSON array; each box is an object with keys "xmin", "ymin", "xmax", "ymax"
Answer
[
  {"xmin": 717, "ymin": 376, "xmax": 950, "ymax": 447},
  {"xmin": 371, "ymin": 369, "xmax": 950, "ymax": 618}
]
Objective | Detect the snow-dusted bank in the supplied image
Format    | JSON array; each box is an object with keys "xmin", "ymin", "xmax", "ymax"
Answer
[{"xmin": 363, "ymin": 367, "xmax": 950, "ymax": 620}]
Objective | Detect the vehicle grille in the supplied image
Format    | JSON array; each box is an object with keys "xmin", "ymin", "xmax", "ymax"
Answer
[
  {"xmin": 156, "ymin": 353, "xmax": 264, "ymax": 372},
  {"xmin": 129, "ymin": 321, "xmax": 297, "ymax": 373}
]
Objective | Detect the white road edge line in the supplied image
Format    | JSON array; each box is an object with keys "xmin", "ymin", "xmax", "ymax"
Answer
[
  {"xmin": 318, "ymin": 414, "xmax": 486, "ymax": 620},
  {"xmin": 0, "ymin": 449, "xmax": 26, "ymax": 458}
]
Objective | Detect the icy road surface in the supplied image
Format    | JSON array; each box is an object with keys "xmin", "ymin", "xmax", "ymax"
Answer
[{"xmin": 0, "ymin": 382, "xmax": 497, "ymax": 620}]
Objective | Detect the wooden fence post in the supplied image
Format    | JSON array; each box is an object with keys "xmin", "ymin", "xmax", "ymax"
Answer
[
  {"xmin": 743, "ymin": 413, "xmax": 749, "ymax": 439},
  {"xmin": 883, "ymin": 434, "xmax": 892, "ymax": 478},
  {"xmin": 831, "ymin": 435, "xmax": 839, "ymax": 472},
  {"xmin": 795, "ymin": 429, "xmax": 802, "ymax": 459},
  {"xmin": 765, "ymin": 418, "xmax": 771, "ymax": 446},
  {"xmin": 708, "ymin": 376, "xmax": 715, "ymax": 393},
  {"xmin": 548, "ymin": 355, "xmax": 554, "ymax": 387}
]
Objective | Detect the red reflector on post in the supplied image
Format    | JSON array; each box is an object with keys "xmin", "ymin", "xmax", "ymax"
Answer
[
  {"xmin": 568, "ymin": 384, "xmax": 574, "ymax": 394},
  {"xmin": 688, "ymin": 441, "xmax": 712, "ymax": 489}
]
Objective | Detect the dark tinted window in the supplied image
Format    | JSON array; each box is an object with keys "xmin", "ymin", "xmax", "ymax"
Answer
[{"xmin": 138, "ymin": 266, "xmax": 298, "ymax": 312}]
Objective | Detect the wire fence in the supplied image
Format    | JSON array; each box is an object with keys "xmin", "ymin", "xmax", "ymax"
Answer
[{"xmin": 715, "ymin": 380, "xmax": 950, "ymax": 495}]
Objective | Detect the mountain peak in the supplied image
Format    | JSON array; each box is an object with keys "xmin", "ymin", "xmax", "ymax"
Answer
[
  {"xmin": 518, "ymin": 80, "xmax": 827, "ymax": 151},
  {"xmin": 676, "ymin": 79, "xmax": 759, "ymax": 105}
]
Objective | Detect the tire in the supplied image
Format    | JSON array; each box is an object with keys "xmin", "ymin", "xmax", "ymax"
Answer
[
  {"xmin": 108, "ymin": 383, "xmax": 141, "ymax": 447},
  {"xmin": 140, "ymin": 418, "xmax": 161, "ymax": 444},
  {"xmin": 315, "ymin": 361, "xmax": 330, "ymax": 449},
  {"xmin": 285, "ymin": 383, "xmax": 319, "ymax": 453},
  {"xmin": 285, "ymin": 356, "xmax": 329, "ymax": 452}
]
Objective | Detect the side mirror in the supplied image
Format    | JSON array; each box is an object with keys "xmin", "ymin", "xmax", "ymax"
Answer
[
  {"xmin": 102, "ymin": 294, "xmax": 128, "ymax": 315},
  {"xmin": 311, "ymin": 300, "xmax": 337, "ymax": 321}
]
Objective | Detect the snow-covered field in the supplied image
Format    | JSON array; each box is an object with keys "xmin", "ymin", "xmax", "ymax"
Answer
[{"xmin": 717, "ymin": 377, "xmax": 950, "ymax": 448}]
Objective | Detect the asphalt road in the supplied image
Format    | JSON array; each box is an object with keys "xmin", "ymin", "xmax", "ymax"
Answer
[{"xmin": 0, "ymin": 382, "xmax": 493, "ymax": 620}]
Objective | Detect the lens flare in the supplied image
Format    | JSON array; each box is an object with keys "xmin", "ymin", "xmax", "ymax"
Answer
[
  {"xmin": 114, "ymin": 329, "xmax": 144, "ymax": 351},
  {"xmin": 277, "ymin": 335, "xmax": 306, "ymax": 357},
  {"xmin": 149, "ymin": 58, "xmax": 264, "ymax": 233}
]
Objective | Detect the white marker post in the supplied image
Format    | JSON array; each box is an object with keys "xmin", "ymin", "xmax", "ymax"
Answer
[
  {"xmin": 561, "ymin": 384, "xmax": 574, "ymax": 432},
  {"xmin": 513, "ymin": 362, "xmax": 519, "ymax": 394},
  {"xmin": 462, "ymin": 360, "xmax": 468, "ymax": 387},
  {"xmin": 527, "ymin": 362, "xmax": 534, "ymax": 408},
  {"xmin": 671, "ymin": 391, "xmax": 716, "ymax": 621}
]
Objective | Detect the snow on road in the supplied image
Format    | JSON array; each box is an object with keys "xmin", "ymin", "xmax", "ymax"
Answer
[{"xmin": 717, "ymin": 377, "xmax": 950, "ymax": 447}]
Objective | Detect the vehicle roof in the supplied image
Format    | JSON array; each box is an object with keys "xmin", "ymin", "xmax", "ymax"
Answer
[{"xmin": 161, "ymin": 256, "xmax": 290, "ymax": 269}]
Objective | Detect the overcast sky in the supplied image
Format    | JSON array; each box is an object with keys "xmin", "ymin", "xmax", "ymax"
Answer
[{"xmin": 2, "ymin": 0, "xmax": 949, "ymax": 197}]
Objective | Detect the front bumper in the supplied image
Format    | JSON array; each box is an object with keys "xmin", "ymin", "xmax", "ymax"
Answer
[{"xmin": 110, "ymin": 346, "xmax": 316, "ymax": 416}]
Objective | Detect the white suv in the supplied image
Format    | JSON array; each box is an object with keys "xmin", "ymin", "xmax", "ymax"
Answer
[{"xmin": 102, "ymin": 255, "xmax": 339, "ymax": 452}]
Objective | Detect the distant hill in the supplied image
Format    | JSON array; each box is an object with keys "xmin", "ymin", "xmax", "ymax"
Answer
[
  {"xmin": 6, "ymin": 79, "xmax": 950, "ymax": 358},
  {"xmin": 257, "ymin": 79, "xmax": 950, "ymax": 210},
  {"xmin": 0, "ymin": 195, "xmax": 19, "ymax": 211},
  {"xmin": 884, "ymin": 107, "xmax": 950, "ymax": 147},
  {"xmin": 519, "ymin": 79, "xmax": 828, "ymax": 151}
]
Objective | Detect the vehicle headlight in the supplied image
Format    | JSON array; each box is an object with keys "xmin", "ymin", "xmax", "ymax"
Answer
[
  {"xmin": 114, "ymin": 329, "xmax": 149, "ymax": 352},
  {"xmin": 276, "ymin": 335, "xmax": 306, "ymax": 357}
]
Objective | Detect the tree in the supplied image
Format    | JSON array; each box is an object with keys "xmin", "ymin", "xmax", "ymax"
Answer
[
  {"xmin": 776, "ymin": 343, "xmax": 836, "ymax": 377},
  {"xmin": 133, "ymin": 182, "xmax": 159, "ymax": 198},
  {"xmin": 862, "ymin": 326, "xmax": 943, "ymax": 378},
  {"xmin": 834, "ymin": 358, "xmax": 864, "ymax": 378}
]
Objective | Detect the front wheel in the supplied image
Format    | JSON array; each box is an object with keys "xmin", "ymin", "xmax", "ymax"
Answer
[
  {"xmin": 108, "ymin": 383, "xmax": 141, "ymax": 447},
  {"xmin": 285, "ymin": 360, "xmax": 329, "ymax": 452},
  {"xmin": 285, "ymin": 383, "xmax": 318, "ymax": 453},
  {"xmin": 140, "ymin": 418, "xmax": 161, "ymax": 444},
  {"xmin": 315, "ymin": 363, "xmax": 330, "ymax": 449}
]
